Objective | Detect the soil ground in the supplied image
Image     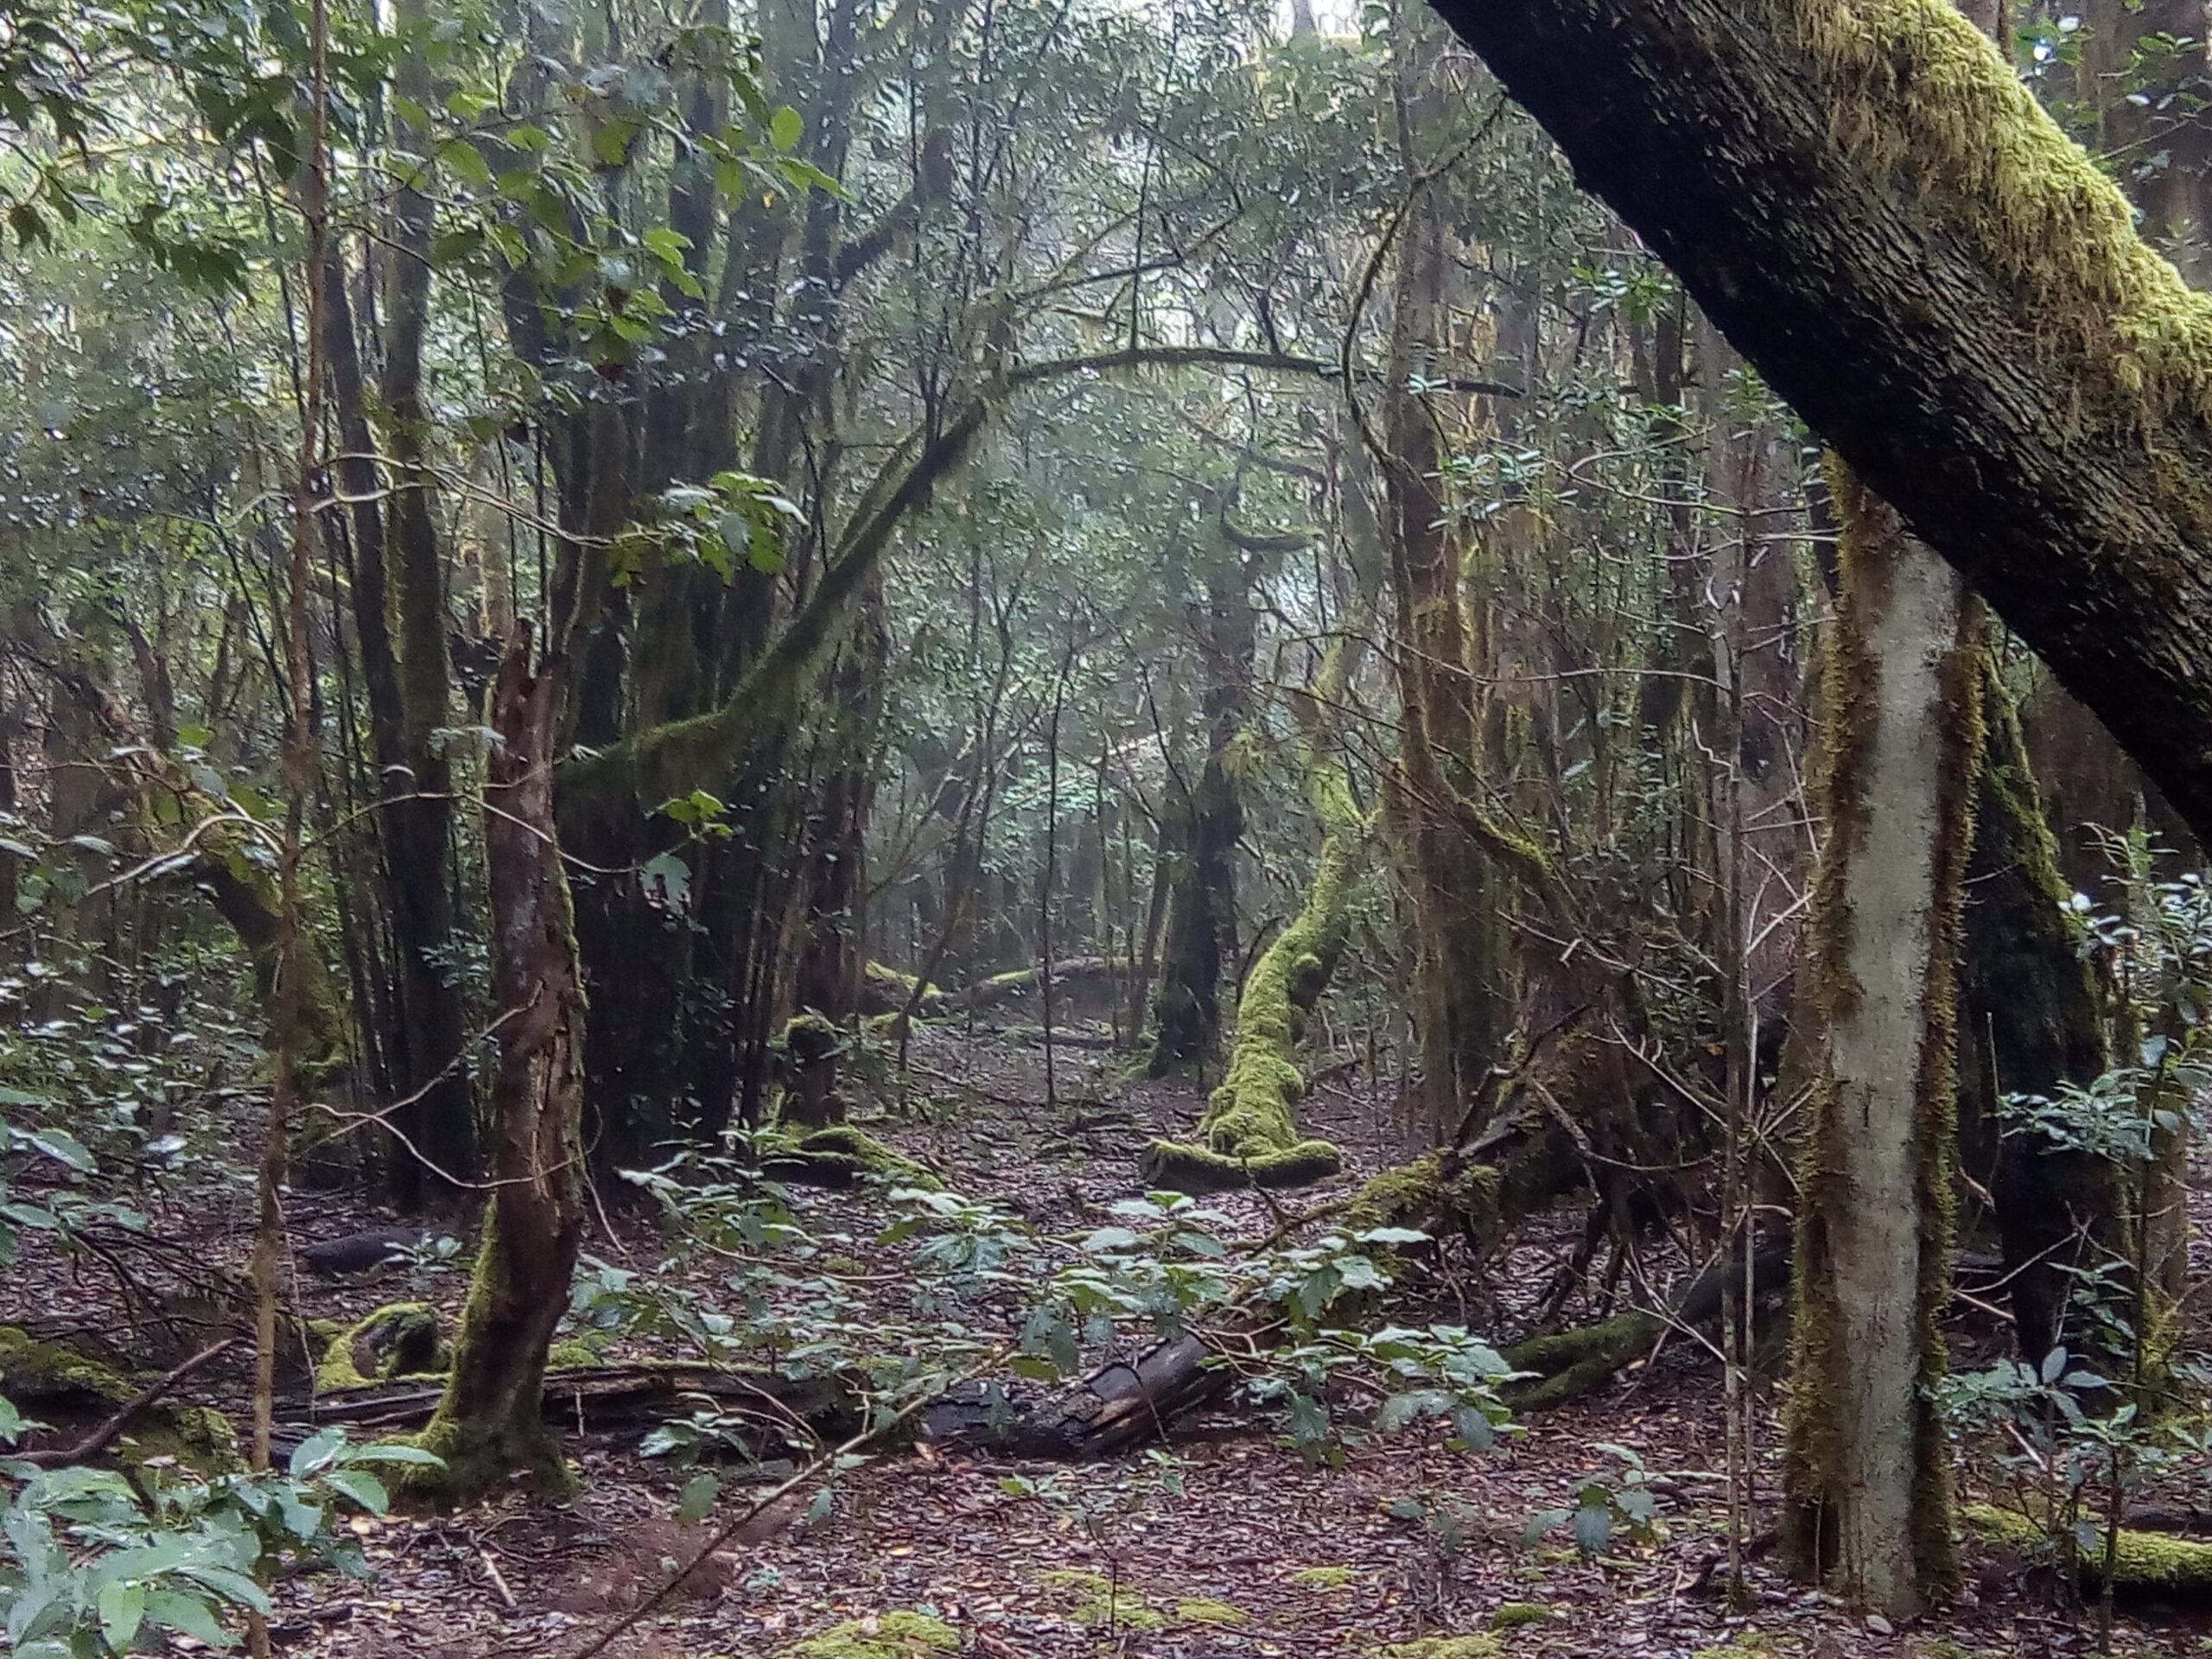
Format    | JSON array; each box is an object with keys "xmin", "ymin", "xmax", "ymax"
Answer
[{"xmin": 8, "ymin": 998, "xmax": 2209, "ymax": 1659}]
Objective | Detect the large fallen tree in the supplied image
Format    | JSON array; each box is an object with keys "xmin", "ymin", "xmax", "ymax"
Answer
[{"xmin": 1420, "ymin": 0, "xmax": 2212, "ymax": 848}]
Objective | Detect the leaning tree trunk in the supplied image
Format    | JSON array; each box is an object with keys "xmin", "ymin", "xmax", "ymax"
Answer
[
  {"xmin": 416, "ymin": 632, "xmax": 586, "ymax": 1498},
  {"xmin": 1421, "ymin": 0, "xmax": 2212, "ymax": 849},
  {"xmin": 1781, "ymin": 467, "xmax": 1980, "ymax": 1618}
]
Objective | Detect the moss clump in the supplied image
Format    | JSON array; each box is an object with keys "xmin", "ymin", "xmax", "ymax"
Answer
[
  {"xmin": 1039, "ymin": 1567, "xmax": 1162, "ymax": 1630},
  {"xmin": 544, "ymin": 1338, "xmax": 600, "ymax": 1370},
  {"xmin": 789, "ymin": 1611, "xmax": 960, "ymax": 1658},
  {"xmin": 1488, "ymin": 1602, "xmax": 1555, "ymax": 1630},
  {"xmin": 761, "ymin": 1125, "xmax": 939, "ymax": 1189},
  {"xmin": 1173, "ymin": 1598, "xmax": 1248, "ymax": 1624},
  {"xmin": 1964, "ymin": 1503, "xmax": 2212, "ymax": 1590},
  {"xmin": 1290, "ymin": 1564, "xmax": 1357, "ymax": 1589},
  {"xmin": 315, "ymin": 1303, "xmax": 447, "ymax": 1393},
  {"xmin": 0, "ymin": 1325, "xmax": 240, "ymax": 1474},
  {"xmin": 1364, "ymin": 1638, "xmax": 1502, "ymax": 1659}
]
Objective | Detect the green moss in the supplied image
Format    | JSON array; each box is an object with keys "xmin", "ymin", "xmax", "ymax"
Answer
[
  {"xmin": 1289, "ymin": 1564, "xmax": 1357, "ymax": 1588},
  {"xmin": 1363, "ymin": 1638, "xmax": 1502, "ymax": 1659},
  {"xmin": 545, "ymin": 1338, "xmax": 600, "ymax": 1370},
  {"xmin": 1964, "ymin": 1503, "xmax": 2212, "ymax": 1589},
  {"xmin": 1173, "ymin": 1598, "xmax": 1247, "ymax": 1624},
  {"xmin": 1038, "ymin": 1567, "xmax": 1162, "ymax": 1630},
  {"xmin": 0, "ymin": 1325, "xmax": 240, "ymax": 1474},
  {"xmin": 760, "ymin": 1124, "xmax": 940, "ymax": 1188},
  {"xmin": 1502, "ymin": 1312, "xmax": 1661, "ymax": 1410},
  {"xmin": 1800, "ymin": 0, "xmax": 2212, "ymax": 467},
  {"xmin": 788, "ymin": 1611, "xmax": 961, "ymax": 1658},
  {"xmin": 315, "ymin": 1303, "xmax": 447, "ymax": 1393},
  {"xmin": 1488, "ymin": 1602, "xmax": 1555, "ymax": 1630},
  {"xmin": 1141, "ymin": 729, "xmax": 1364, "ymax": 1192}
]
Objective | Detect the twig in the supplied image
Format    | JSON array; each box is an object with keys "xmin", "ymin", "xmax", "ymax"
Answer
[
  {"xmin": 543, "ymin": 1347, "xmax": 1010, "ymax": 1659},
  {"xmin": 19, "ymin": 1338, "xmax": 238, "ymax": 1468},
  {"xmin": 479, "ymin": 1548, "xmax": 518, "ymax": 1611}
]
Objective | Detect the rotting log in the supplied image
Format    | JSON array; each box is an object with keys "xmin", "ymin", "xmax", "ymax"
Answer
[{"xmin": 918, "ymin": 1335, "xmax": 1228, "ymax": 1459}]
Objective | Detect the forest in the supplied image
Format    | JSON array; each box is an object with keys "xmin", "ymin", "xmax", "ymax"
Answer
[{"xmin": 3, "ymin": 0, "xmax": 2212, "ymax": 1654}]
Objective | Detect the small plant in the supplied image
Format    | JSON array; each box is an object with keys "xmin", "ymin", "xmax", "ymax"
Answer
[
  {"xmin": 1522, "ymin": 1442, "xmax": 1662, "ymax": 1558},
  {"xmin": 0, "ymin": 1416, "xmax": 440, "ymax": 1656}
]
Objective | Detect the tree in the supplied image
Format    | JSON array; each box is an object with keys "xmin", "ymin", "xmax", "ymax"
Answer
[
  {"xmin": 1781, "ymin": 470, "xmax": 1978, "ymax": 1616},
  {"xmin": 1421, "ymin": 0, "xmax": 2212, "ymax": 849}
]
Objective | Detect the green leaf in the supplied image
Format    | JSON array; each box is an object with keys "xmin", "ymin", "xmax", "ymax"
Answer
[
  {"xmin": 344, "ymin": 1442, "xmax": 446, "ymax": 1466},
  {"xmin": 1571, "ymin": 1503, "xmax": 1612, "ymax": 1557},
  {"xmin": 323, "ymin": 1468, "xmax": 389, "ymax": 1514},
  {"xmin": 1374, "ymin": 1390, "xmax": 1429, "ymax": 1433},
  {"xmin": 677, "ymin": 1471, "xmax": 721, "ymax": 1524},
  {"xmin": 290, "ymin": 1425, "xmax": 346, "ymax": 1478},
  {"xmin": 27, "ymin": 1128, "xmax": 92, "ymax": 1172},
  {"xmin": 144, "ymin": 1587, "xmax": 232, "ymax": 1648},
  {"xmin": 769, "ymin": 105, "xmax": 803, "ymax": 151},
  {"xmin": 592, "ymin": 119, "xmax": 636, "ymax": 167},
  {"xmin": 440, "ymin": 138, "xmax": 493, "ymax": 186},
  {"xmin": 98, "ymin": 1577, "xmax": 146, "ymax": 1651}
]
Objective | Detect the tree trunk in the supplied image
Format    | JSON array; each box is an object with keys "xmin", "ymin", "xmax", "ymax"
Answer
[
  {"xmin": 1421, "ymin": 0, "xmax": 2212, "ymax": 849},
  {"xmin": 1376, "ymin": 31, "xmax": 1512, "ymax": 1139},
  {"xmin": 1142, "ymin": 645, "xmax": 1364, "ymax": 1192},
  {"xmin": 1147, "ymin": 529, "xmax": 1252, "ymax": 1077},
  {"xmin": 1782, "ymin": 468, "xmax": 1978, "ymax": 1617},
  {"xmin": 416, "ymin": 632, "xmax": 585, "ymax": 1498},
  {"xmin": 1959, "ymin": 651, "xmax": 2123, "ymax": 1365}
]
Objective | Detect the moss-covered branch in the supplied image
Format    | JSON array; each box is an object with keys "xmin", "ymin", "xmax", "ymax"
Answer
[
  {"xmin": 1426, "ymin": 0, "xmax": 2212, "ymax": 845},
  {"xmin": 559, "ymin": 347, "xmax": 1423, "ymax": 836}
]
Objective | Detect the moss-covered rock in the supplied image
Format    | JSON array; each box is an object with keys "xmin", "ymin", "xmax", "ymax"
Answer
[
  {"xmin": 1290, "ymin": 1564, "xmax": 1358, "ymax": 1589},
  {"xmin": 760, "ymin": 1125, "xmax": 939, "ymax": 1190},
  {"xmin": 788, "ymin": 1610, "xmax": 960, "ymax": 1658},
  {"xmin": 314, "ymin": 1303, "xmax": 447, "ymax": 1393},
  {"xmin": 0, "ymin": 1325, "xmax": 240, "ymax": 1474},
  {"xmin": 1964, "ymin": 1503, "xmax": 2212, "ymax": 1590}
]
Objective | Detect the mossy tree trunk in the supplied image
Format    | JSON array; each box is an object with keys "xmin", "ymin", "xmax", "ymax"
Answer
[
  {"xmin": 1148, "ymin": 522, "xmax": 1254, "ymax": 1077},
  {"xmin": 418, "ymin": 632, "xmax": 586, "ymax": 1497},
  {"xmin": 1142, "ymin": 646, "xmax": 1363, "ymax": 1192},
  {"xmin": 1782, "ymin": 470, "xmax": 1979, "ymax": 1618},
  {"xmin": 317, "ymin": 227, "xmax": 474, "ymax": 1210},
  {"xmin": 1376, "ymin": 32, "xmax": 1511, "ymax": 1137},
  {"xmin": 1421, "ymin": 0, "xmax": 2212, "ymax": 851}
]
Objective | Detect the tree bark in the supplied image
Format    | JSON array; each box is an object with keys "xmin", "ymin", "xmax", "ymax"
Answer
[
  {"xmin": 1782, "ymin": 471, "xmax": 1978, "ymax": 1617},
  {"xmin": 1419, "ymin": 0, "xmax": 2212, "ymax": 849},
  {"xmin": 416, "ymin": 632, "xmax": 586, "ymax": 1498}
]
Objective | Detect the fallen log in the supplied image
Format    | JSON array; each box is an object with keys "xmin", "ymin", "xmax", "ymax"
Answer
[{"xmin": 918, "ymin": 1334, "xmax": 1227, "ymax": 1459}]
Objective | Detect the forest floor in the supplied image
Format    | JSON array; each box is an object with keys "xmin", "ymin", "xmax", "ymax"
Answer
[{"xmin": 10, "ymin": 999, "xmax": 2210, "ymax": 1659}]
